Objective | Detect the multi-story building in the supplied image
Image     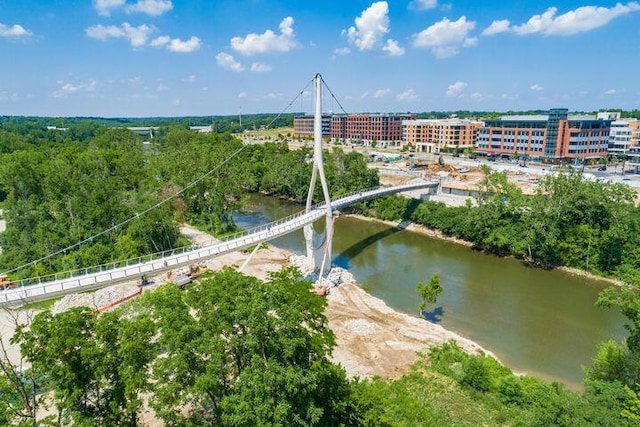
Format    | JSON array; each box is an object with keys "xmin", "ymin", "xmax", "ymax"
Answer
[
  {"xmin": 402, "ymin": 118, "xmax": 483, "ymax": 154},
  {"xmin": 626, "ymin": 145, "xmax": 640, "ymax": 173},
  {"xmin": 293, "ymin": 115, "xmax": 331, "ymax": 138},
  {"xmin": 330, "ymin": 113, "xmax": 416, "ymax": 148},
  {"xmin": 476, "ymin": 108, "xmax": 611, "ymax": 163},
  {"xmin": 607, "ymin": 119, "xmax": 640, "ymax": 158}
]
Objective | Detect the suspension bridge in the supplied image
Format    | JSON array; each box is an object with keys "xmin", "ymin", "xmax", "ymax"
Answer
[{"xmin": 0, "ymin": 74, "xmax": 438, "ymax": 307}]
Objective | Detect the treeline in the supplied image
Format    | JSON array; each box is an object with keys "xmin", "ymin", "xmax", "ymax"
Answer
[
  {"xmin": 0, "ymin": 122, "xmax": 377, "ymax": 278},
  {"xmin": 2, "ymin": 268, "xmax": 637, "ymax": 426},
  {"xmin": 0, "ymin": 113, "xmax": 297, "ymax": 133}
]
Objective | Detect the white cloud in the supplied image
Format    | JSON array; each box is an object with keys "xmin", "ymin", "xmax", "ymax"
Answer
[
  {"xmin": 413, "ymin": 16, "xmax": 477, "ymax": 58},
  {"xmin": 264, "ymin": 93, "xmax": 282, "ymax": 100},
  {"xmin": 125, "ymin": 0, "xmax": 173, "ymax": 16},
  {"xmin": 396, "ymin": 88, "xmax": 418, "ymax": 101},
  {"xmin": 382, "ymin": 39, "xmax": 404, "ymax": 56},
  {"xmin": 0, "ymin": 23, "xmax": 33, "ymax": 38},
  {"xmin": 446, "ymin": 81, "xmax": 467, "ymax": 97},
  {"xmin": 482, "ymin": 19, "xmax": 511, "ymax": 36},
  {"xmin": 216, "ymin": 52, "xmax": 245, "ymax": 72},
  {"xmin": 238, "ymin": 91, "xmax": 248, "ymax": 98},
  {"xmin": 52, "ymin": 79, "xmax": 97, "ymax": 98},
  {"xmin": 470, "ymin": 92, "xmax": 483, "ymax": 100},
  {"xmin": 94, "ymin": 0, "xmax": 126, "ymax": 16},
  {"xmin": 344, "ymin": 1, "xmax": 389, "ymax": 51},
  {"xmin": 183, "ymin": 75, "xmax": 196, "ymax": 83},
  {"xmin": 374, "ymin": 88, "xmax": 391, "ymax": 98},
  {"xmin": 251, "ymin": 62, "xmax": 272, "ymax": 72},
  {"xmin": 409, "ymin": 0, "xmax": 438, "ymax": 10},
  {"xmin": 604, "ymin": 89, "xmax": 617, "ymax": 95},
  {"xmin": 530, "ymin": 83, "xmax": 544, "ymax": 91},
  {"xmin": 166, "ymin": 36, "xmax": 201, "ymax": 53},
  {"xmin": 231, "ymin": 16, "xmax": 297, "ymax": 56},
  {"xmin": 359, "ymin": 90, "xmax": 370, "ymax": 100},
  {"xmin": 333, "ymin": 47, "xmax": 351, "ymax": 55},
  {"xmin": 513, "ymin": 3, "xmax": 640, "ymax": 36},
  {"xmin": 86, "ymin": 23, "xmax": 155, "ymax": 48},
  {"xmin": 150, "ymin": 35, "xmax": 170, "ymax": 47}
]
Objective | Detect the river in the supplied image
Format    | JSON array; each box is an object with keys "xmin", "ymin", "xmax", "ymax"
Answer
[{"xmin": 234, "ymin": 194, "xmax": 626, "ymax": 389}]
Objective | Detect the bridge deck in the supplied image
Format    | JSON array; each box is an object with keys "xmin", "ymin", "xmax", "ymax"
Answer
[{"xmin": 0, "ymin": 181, "xmax": 437, "ymax": 307}]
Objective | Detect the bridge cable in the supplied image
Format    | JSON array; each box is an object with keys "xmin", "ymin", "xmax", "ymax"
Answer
[
  {"xmin": 1, "ymin": 78, "xmax": 315, "ymax": 277},
  {"xmin": 320, "ymin": 76, "xmax": 348, "ymax": 115}
]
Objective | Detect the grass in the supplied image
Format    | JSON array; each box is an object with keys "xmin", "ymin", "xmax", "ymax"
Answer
[{"xmin": 242, "ymin": 126, "xmax": 294, "ymax": 140}]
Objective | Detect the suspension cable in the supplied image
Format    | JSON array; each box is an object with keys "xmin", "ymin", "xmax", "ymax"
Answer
[
  {"xmin": 320, "ymin": 76, "xmax": 348, "ymax": 115},
  {"xmin": 1, "ymin": 78, "xmax": 315, "ymax": 276}
]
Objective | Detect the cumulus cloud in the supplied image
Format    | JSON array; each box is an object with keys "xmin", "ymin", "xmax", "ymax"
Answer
[
  {"xmin": 0, "ymin": 23, "xmax": 32, "ymax": 38},
  {"xmin": 216, "ymin": 52, "xmax": 245, "ymax": 72},
  {"xmin": 151, "ymin": 35, "xmax": 201, "ymax": 52},
  {"xmin": 344, "ymin": 1, "xmax": 390, "ymax": 51},
  {"xmin": 446, "ymin": 81, "xmax": 467, "ymax": 97},
  {"xmin": 482, "ymin": 19, "xmax": 511, "ymax": 36},
  {"xmin": 251, "ymin": 62, "xmax": 272, "ymax": 72},
  {"xmin": 382, "ymin": 39, "xmax": 404, "ymax": 56},
  {"xmin": 183, "ymin": 75, "xmax": 196, "ymax": 83},
  {"xmin": 52, "ymin": 79, "xmax": 97, "ymax": 98},
  {"xmin": 86, "ymin": 23, "xmax": 155, "ymax": 48},
  {"xmin": 231, "ymin": 17, "xmax": 297, "ymax": 55},
  {"xmin": 513, "ymin": 3, "xmax": 640, "ymax": 36},
  {"xmin": 125, "ymin": 0, "xmax": 173, "ymax": 16},
  {"xmin": 334, "ymin": 47, "xmax": 351, "ymax": 56},
  {"xmin": 413, "ymin": 16, "xmax": 477, "ymax": 58},
  {"xmin": 94, "ymin": 0, "xmax": 126, "ymax": 16},
  {"xmin": 530, "ymin": 83, "xmax": 544, "ymax": 91},
  {"xmin": 374, "ymin": 88, "xmax": 391, "ymax": 98},
  {"xmin": 604, "ymin": 89, "xmax": 617, "ymax": 95},
  {"xmin": 397, "ymin": 88, "xmax": 418, "ymax": 101},
  {"xmin": 408, "ymin": 0, "xmax": 438, "ymax": 10}
]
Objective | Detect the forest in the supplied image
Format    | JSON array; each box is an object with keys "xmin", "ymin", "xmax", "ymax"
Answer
[
  {"xmin": 0, "ymin": 122, "xmax": 377, "ymax": 279},
  {"xmin": 0, "ymin": 120, "xmax": 638, "ymax": 425}
]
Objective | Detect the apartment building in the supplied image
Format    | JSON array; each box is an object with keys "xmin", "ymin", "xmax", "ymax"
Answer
[
  {"xmin": 293, "ymin": 115, "xmax": 331, "ymax": 138},
  {"xmin": 607, "ymin": 119, "xmax": 640, "ymax": 157},
  {"xmin": 402, "ymin": 118, "xmax": 483, "ymax": 154},
  {"xmin": 330, "ymin": 113, "xmax": 416, "ymax": 148},
  {"xmin": 476, "ymin": 108, "xmax": 611, "ymax": 163}
]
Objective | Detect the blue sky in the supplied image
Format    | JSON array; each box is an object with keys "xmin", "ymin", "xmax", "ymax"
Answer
[{"xmin": 1, "ymin": 0, "xmax": 639, "ymax": 117}]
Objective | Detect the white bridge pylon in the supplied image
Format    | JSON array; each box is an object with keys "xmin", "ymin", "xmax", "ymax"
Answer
[{"xmin": 304, "ymin": 74, "xmax": 333, "ymax": 274}]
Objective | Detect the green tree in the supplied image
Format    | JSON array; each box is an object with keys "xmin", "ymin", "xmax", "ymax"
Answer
[
  {"xmin": 15, "ymin": 307, "xmax": 156, "ymax": 426},
  {"xmin": 417, "ymin": 273, "xmax": 443, "ymax": 315},
  {"xmin": 140, "ymin": 267, "xmax": 353, "ymax": 425}
]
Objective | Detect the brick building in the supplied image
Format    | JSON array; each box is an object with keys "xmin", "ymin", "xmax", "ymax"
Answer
[
  {"xmin": 402, "ymin": 118, "xmax": 483, "ymax": 154},
  {"xmin": 476, "ymin": 108, "xmax": 611, "ymax": 163},
  {"xmin": 330, "ymin": 113, "xmax": 416, "ymax": 148}
]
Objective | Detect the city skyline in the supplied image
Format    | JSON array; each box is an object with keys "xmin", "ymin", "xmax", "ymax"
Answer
[{"xmin": 1, "ymin": 0, "xmax": 639, "ymax": 117}]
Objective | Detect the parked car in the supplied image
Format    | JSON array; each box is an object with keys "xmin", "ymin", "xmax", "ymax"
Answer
[{"xmin": 598, "ymin": 165, "xmax": 607, "ymax": 171}]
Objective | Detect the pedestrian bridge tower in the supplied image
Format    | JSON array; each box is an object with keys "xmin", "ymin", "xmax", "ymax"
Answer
[{"xmin": 304, "ymin": 74, "xmax": 333, "ymax": 274}]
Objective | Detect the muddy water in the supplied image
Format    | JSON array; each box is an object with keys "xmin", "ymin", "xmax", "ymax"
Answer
[{"xmin": 234, "ymin": 194, "xmax": 626, "ymax": 389}]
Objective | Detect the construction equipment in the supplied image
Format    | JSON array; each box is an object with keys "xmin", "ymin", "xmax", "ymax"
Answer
[{"xmin": 0, "ymin": 275, "xmax": 16, "ymax": 291}]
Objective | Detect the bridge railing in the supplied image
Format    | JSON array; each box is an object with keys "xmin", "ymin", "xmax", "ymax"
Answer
[{"xmin": 2, "ymin": 181, "xmax": 437, "ymax": 290}]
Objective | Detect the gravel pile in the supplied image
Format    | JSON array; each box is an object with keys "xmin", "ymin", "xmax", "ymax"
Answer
[
  {"xmin": 289, "ymin": 255, "xmax": 356, "ymax": 289},
  {"xmin": 52, "ymin": 283, "xmax": 140, "ymax": 314}
]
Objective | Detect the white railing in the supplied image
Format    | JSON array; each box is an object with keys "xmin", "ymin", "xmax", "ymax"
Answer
[{"xmin": 0, "ymin": 181, "xmax": 437, "ymax": 306}]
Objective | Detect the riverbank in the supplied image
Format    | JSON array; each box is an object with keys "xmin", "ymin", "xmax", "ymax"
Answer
[
  {"xmin": 346, "ymin": 213, "xmax": 625, "ymax": 289},
  {"xmin": 0, "ymin": 223, "xmax": 494, "ymax": 384}
]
